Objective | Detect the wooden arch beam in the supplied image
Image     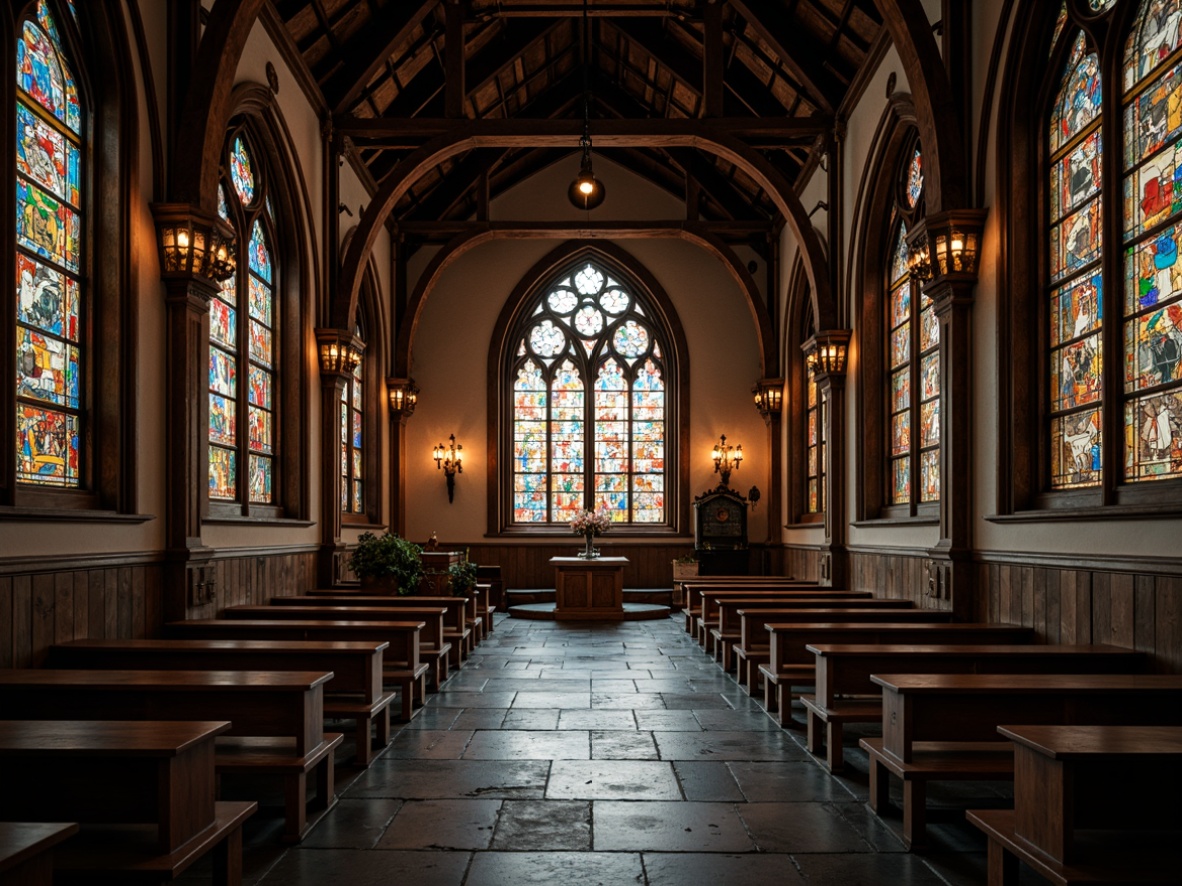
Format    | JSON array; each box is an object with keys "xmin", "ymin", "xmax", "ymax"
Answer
[
  {"xmin": 334, "ymin": 119, "xmax": 834, "ymax": 334},
  {"xmin": 170, "ymin": 0, "xmax": 267, "ymax": 209},
  {"xmin": 392, "ymin": 224, "xmax": 777, "ymax": 379},
  {"xmin": 872, "ymin": 0, "xmax": 968, "ymax": 213}
]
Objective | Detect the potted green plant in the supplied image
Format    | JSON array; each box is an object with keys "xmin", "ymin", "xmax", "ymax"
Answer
[
  {"xmin": 672, "ymin": 554, "xmax": 699, "ymax": 579},
  {"xmin": 447, "ymin": 558, "xmax": 478, "ymax": 598},
  {"xmin": 348, "ymin": 531, "xmax": 425, "ymax": 595}
]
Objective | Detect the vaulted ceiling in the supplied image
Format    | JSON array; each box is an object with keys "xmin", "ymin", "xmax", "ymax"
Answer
[{"xmin": 273, "ymin": 0, "xmax": 884, "ymax": 232}]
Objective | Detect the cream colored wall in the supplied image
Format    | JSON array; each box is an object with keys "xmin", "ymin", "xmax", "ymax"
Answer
[{"xmin": 402, "ymin": 153, "xmax": 770, "ymax": 544}]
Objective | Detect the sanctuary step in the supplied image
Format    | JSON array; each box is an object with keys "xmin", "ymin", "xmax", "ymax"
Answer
[{"xmin": 506, "ymin": 587, "xmax": 675, "ymax": 607}]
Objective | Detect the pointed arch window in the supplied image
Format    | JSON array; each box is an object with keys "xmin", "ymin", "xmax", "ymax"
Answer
[
  {"xmin": 342, "ymin": 325, "xmax": 365, "ymax": 516},
  {"xmin": 15, "ymin": 0, "xmax": 84, "ymax": 490},
  {"xmin": 211, "ymin": 132, "xmax": 278, "ymax": 510},
  {"xmin": 507, "ymin": 258, "xmax": 674, "ymax": 527}
]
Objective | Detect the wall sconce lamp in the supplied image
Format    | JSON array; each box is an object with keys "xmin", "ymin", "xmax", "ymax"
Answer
[
  {"xmin": 151, "ymin": 203, "xmax": 236, "ymax": 282},
  {"xmin": 314, "ymin": 328, "xmax": 364, "ymax": 376},
  {"xmin": 752, "ymin": 379, "xmax": 785, "ymax": 420},
  {"xmin": 905, "ymin": 210, "xmax": 987, "ymax": 284},
  {"xmin": 433, "ymin": 434, "xmax": 463, "ymax": 503},
  {"xmin": 387, "ymin": 377, "xmax": 419, "ymax": 418},
  {"xmin": 802, "ymin": 329, "xmax": 851, "ymax": 380},
  {"xmin": 711, "ymin": 434, "xmax": 743, "ymax": 487}
]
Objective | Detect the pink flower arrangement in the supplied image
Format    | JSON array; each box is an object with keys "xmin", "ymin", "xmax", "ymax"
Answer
[{"xmin": 570, "ymin": 508, "xmax": 612, "ymax": 536}]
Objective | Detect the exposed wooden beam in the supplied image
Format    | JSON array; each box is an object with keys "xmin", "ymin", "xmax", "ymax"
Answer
[
  {"xmin": 702, "ymin": 0, "xmax": 724, "ymax": 117},
  {"xmin": 321, "ymin": 0, "xmax": 438, "ymax": 115},
  {"xmin": 391, "ymin": 219, "xmax": 775, "ymax": 239},
  {"xmin": 728, "ymin": 0, "xmax": 844, "ymax": 113},
  {"xmin": 445, "ymin": 0, "xmax": 466, "ymax": 117}
]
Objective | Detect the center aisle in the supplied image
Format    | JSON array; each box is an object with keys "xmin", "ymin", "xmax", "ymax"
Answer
[{"xmin": 251, "ymin": 615, "xmax": 974, "ymax": 885}]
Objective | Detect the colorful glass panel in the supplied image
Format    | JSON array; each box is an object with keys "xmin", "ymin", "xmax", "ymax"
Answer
[
  {"xmin": 16, "ymin": 404, "xmax": 77, "ymax": 485},
  {"xmin": 1125, "ymin": 391, "xmax": 1182, "ymax": 478},
  {"xmin": 210, "ymin": 350, "xmax": 235, "ymax": 397},
  {"xmin": 1051, "ymin": 197, "xmax": 1103, "ymax": 279},
  {"xmin": 248, "ymin": 365, "xmax": 270, "ymax": 408},
  {"xmin": 529, "ymin": 320, "xmax": 565, "ymax": 357},
  {"xmin": 1126, "ymin": 304, "xmax": 1182, "ymax": 390},
  {"xmin": 891, "ymin": 223, "xmax": 910, "ymax": 284},
  {"xmin": 18, "ymin": 17, "xmax": 79, "ymax": 134},
  {"xmin": 17, "ymin": 178, "xmax": 79, "ymax": 272},
  {"xmin": 920, "ymin": 450, "xmax": 940, "ymax": 503},
  {"xmin": 1052, "ymin": 335, "xmax": 1103, "ymax": 411},
  {"xmin": 921, "ymin": 352, "xmax": 940, "ymax": 401},
  {"xmin": 17, "ymin": 254, "xmax": 77, "ymax": 339},
  {"xmin": 1051, "ymin": 2, "xmax": 1068, "ymax": 53},
  {"xmin": 906, "ymin": 148, "xmax": 923, "ymax": 208},
  {"xmin": 890, "ymin": 278, "xmax": 911, "ymax": 328},
  {"xmin": 890, "ymin": 321, "xmax": 911, "ymax": 367},
  {"xmin": 920, "ymin": 294, "xmax": 939, "ymax": 352},
  {"xmin": 600, "ymin": 288, "xmax": 629, "ymax": 313},
  {"xmin": 574, "ymin": 305, "xmax": 604, "ymax": 337},
  {"xmin": 574, "ymin": 264, "xmax": 603, "ymax": 295},
  {"xmin": 892, "ymin": 456, "xmax": 911, "ymax": 504},
  {"xmin": 230, "ymin": 136, "xmax": 255, "ymax": 205},
  {"xmin": 248, "ymin": 276, "xmax": 271, "ymax": 324},
  {"xmin": 1122, "ymin": 143, "xmax": 1182, "ymax": 235},
  {"xmin": 17, "ymin": 102, "xmax": 79, "ymax": 206},
  {"xmin": 209, "ymin": 394, "xmax": 235, "ymax": 445},
  {"xmin": 1051, "ymin": 409, "xmax": 1102, "ymax": 487},
  {"xmin": 1124, "ymin": 0, "xmax": 1182, "ymax": 92},
  {"xmin": 892, "ymin": 369, "xmax": 911, "ymax": 413},
  {"xmin": 612, "ymin": 320, "xmax": 649, "ymax": 358},
  {"xmin": 249, "ymin": 320, "xmax": 272, "ymax": 367},
  {"xmin": 248, "ymin": 406, "xmax": 271, "ymax": 454},
  {"xmin": 548, "ymin": 287, "xmax": 577, "ymax": 313},
  {"xmin": 1051, "ymin": 34, "xmax": 1101, "ymax": 154},
  {"xmin": 1087, "ymin": 0, "xmax": 1116, "ymax": 10},
  {"xmin": 210, "ymin": 299, "xmax": 236, "ymax": 348},
  {"xmin": 1053, "ymin": 274, "xmax": 1102, "ymax": 347},
  {"xmin": 249, "ymin": 454, "xmax": 272, "ymax": 503},
  {"xmin": 248, "ymin": 221, "xmax": 271, "ymax": 283},
  {"xmin": 1051, "ymin": 130, "xmax": 1101, "ymax": 221},
  {"xmin": 1123, "ymin": 61, "xmax": 1182, "ymax": 169},
  {"xmin": 16, "ymin": 326, "xmax": 77, "ymax": 408},
  {"xmin": 920, "ymin": 400, "xmax": 940, "ymax": 448},
  {"xmin": 209, "ymin": 447, "xmax": 236, "ymax": 499}
]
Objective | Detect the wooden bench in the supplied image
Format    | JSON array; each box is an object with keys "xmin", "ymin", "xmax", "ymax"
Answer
[
  {"xmin": 862, "ymin": 673, "xmax": 1182, "ymax": 848},
  {"xmin": 167, "ymin": 618, "xmax": 429, "ymax": 722},
  {"xmin": 0, "ymin": 823, "xmax": 77, "ymax": 886},
  {"xmin": 801, "ymin": 643, "xmax": 1147, "ymax": 771},
  {"xmin": 967, "ymin": 725, "xmax": 1182, "ymax": 884},
  {"xmin": 710, "ymin": 597, "xmax": 914, "ymax": 671},
  {"xmin": 476, "ymin": 581, "xmax": 497, "ymax": 635},
  {"xmin": 275, "ymin": 594, "xmax": 473, "ymax": 668},
  {"xmin": 225, "ymin": 603, "xmax": 452, "ymax": 690},
  {"xmin": 48, "ymin": 638, "xmax": 394, "ymax": 767},
  {"xmin": 751, "ymin": 612, "xmax": 958, "ymax": 721},
  {"xmin": 0, "ymin": 669, "xmax": 341, "ymax": 844},
  {"xmin": 0, "ymin": 719, "xmax": 254, "ymax": 883},
  {"xmin": 685, "ymin": 585, "xmax": 864, "ymax": 639}
]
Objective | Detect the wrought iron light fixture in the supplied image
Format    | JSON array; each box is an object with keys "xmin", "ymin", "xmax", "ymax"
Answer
[
  {"xmin": 752, "ymin": 379, "xmax": 785, "ymax": 419},
  {"xmin": 433, "ymin": 434, "xmax": 463, "ymax": 503},
  {"xmin": 387, "ymin": 377, "xmax": 419, "ymax": 418},
  {"xmin": 711, "ymin": 434, "xmax": 743, "ymax": 487},
  {"xmin": 314, "ymin": 328, "xmax": 364, "ymax": 375},
  {"xmin": 152, "ymin": 203, "xmax": 236, "ymax": 283},
  {"xmin": 568, "ymin": 0, "xmax": 605, "ymax": 210},
  {"xmin": 802, "ymin": 330, "xmax": 851, "ymax": 379}
]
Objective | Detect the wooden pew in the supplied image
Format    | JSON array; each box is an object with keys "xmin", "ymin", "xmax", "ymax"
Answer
[
  {"xmin": 684, "ymin": 584, "xmax": 860, "ymax": 638},
  {"xmin": 273, "ymin": 594, "xmax": 472, "ymax": 668},
  {"xmin": 167, "ymin": 618, "xmax": 428, "ymax": 722},
  {"xmin": 801, "ymin": 643, "xmax": 1147, "ymax": 771},
  {"xmin": 748, "ymin": 611, "xmax": 955, "ymax": 721},
  {"xmin": 711, "ymin": 597, "xmax": 913, "ymax": 671},
  {"xmin": 967, "ymin": 725, "xmax": 1182, "ymax": 885},
  {"xmin": 48, "ymin": 638, "xmax": 394, "ymax": 767},
  {"xmin": 0, "ymin": 669, "xmax": 340, "ymax": 844},
  {"xmin": 224, "ymin": 603, "xmax": 452, "ymax": 689},
  {"xmin": 308, "ymin": 588, "xmax": 481, "ymax": 659},
  {"xmin": 0, "ymin": 823, "xmax": 77, "ymax": 886},
  {"xmin": 862, "ymin": 673, "xmax": 1182, "ymax": 848},
  {"xmin": 476, "ymin": 581, "xmax": 496, "ymax": 636}
]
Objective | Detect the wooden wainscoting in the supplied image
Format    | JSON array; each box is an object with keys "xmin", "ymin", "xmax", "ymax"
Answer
[
  {"xmin": 784, "ymin": 545, "xmax": 823, "ymax": 583},
  {"xmin": 849, "ymin": 546, "xmax": 946, "ymax": 610},
  {"xmin": 184, "ymin": 546, "xmax": 318, "ymax": 620}
]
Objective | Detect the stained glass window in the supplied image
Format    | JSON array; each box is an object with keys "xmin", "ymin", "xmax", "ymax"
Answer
[
  {"xmin": 510, "ymin": 259, "xmax": 670, "ymax": 525},
  {"xmin": 15, "ymin": 1, "xmax": 84, "ymax": 488},
  {"xmin": 211, "ymin": 132, "xmax": 278, "ymax": 506},
  {"xmin": 341, "ymin": 333, "xmax": 364, "ymax": 514},
  {"xmin": 806, "ymin": 360, "xmax": 825, "ymax": 514}
]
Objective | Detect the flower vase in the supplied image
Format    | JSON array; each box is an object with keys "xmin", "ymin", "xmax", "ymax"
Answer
[{"xmin": 581, "ymin": 531, "xmax": 597, "ymax": 559}]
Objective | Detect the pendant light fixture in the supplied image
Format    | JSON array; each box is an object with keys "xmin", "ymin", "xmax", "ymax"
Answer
[{"xmin": 568, "ymin": 0, "xmax": 606, "ymax": 210}]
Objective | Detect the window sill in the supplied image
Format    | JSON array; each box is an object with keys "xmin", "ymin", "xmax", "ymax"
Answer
[
  {"xmin": 203, "ymin": 516, "xmax": 316, "ymax": 528},
  {"xmin": 341, "ymin": 518, "xmax": 387, "ymax": 531},
  {"xmin": 783, "ymin": 520, "xmax": 826, "ymax": 529},
  {"xmin": 850, "ymin": 516, "xmax": 940, "ymax": 527},
  {"xmin": 985, "ymin": 503, "xmax": 1182, "ymax": 523},
  {"xmin": 0, "ymin": 507, "xmax": 156, "ymax": 524}
]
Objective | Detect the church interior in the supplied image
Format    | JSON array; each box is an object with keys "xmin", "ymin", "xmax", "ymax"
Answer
[{"xmin": 2, "ymin": 0, "xmax": 1181, "ymax": 883}]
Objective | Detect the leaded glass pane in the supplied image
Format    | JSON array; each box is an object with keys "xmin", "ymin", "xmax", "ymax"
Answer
[
  {"xmin": 209, "ymin": 446, "xmax": 236, "ymax": 499},
  {"xmin": 890, "ymin": 321, "xmax": 911, "ymax": 367},
  {"xmin": 1123, "ymin": 62, "xmax": 1182, "ymax": 169},
  {"xmin": 612, "ymin": 320, "xmax": 649, "ymax": 357},
  {"xmin": 1051, "ymin": 130, "xmax": 1101, "ymax": 221},
  {"xmin": 248, "ymin": 406, "xmax": 271, "ymax": 454},
  {"xmin": 1051, "ymin": 2, "xmax": 1068, "ymax": 53},
  {"xmin": 1125, "ymin": 392, "xmax": 1182, "ymax": 478},
  {"xmin": 1051, "ymin": 34, "xmax": 1101, "ymax": 154},
  {"xmin": 1051, "ymin": 410, "xmax": 1102, "ymax": 487},
  {"xmin": 906, "ymin": 149, "xmax": 923, "ymax": 208},
  {"xmin": 574, "ymin": 264, "xmax": 603, "ymax": 295},
  {"xmin": 209, "ymin": 394, "xmax": 235, "ymax": 445},
  {"xmin": 16, "ymin": 404, "xmax": 78, "ymax": 485},
  {"xmin": 1051, "ymin": 197, "xmax": 1102, "ymax": 279},
  {"xmin": 891, "ymin": 456, "xmax": 911, "ymax": 504},
  {"xmin": 890, "ymin": 223, "xmax": 910, "ymax": 284},
  {"xmin": 18, "ymin": 16, "xmax": 79, "ymax": 133},
  {"xmin": 920, "ymin": 400, "xmax": 940, "ymax": 447},
  {"xmin": 17, "ymin": 254, "xmax": 77, "ymax": 338},
  {"xmin": 15, "ymin": 327, "xmax": 78, "ymax": 409},
  {"xmin": 530, "ymin": 319, "xmax": 565, "ymax": 356},
  {"xmin": 1122, "ymin": 143, "xmax": 1182, "ymax": 235},
  {"xmin": 17, "ymin": 102, "xmax": 79, "ymax": 205},
  {"xmin": 920, "ymin": 450, "xmax": 940, "ymax": 503},
  {"xmin": 249, "ymin": 319, "xmax": 272, "ymax": 367},
  {"xmin": 1053, "ymin": 273, "xmax": 1102, "ymax": 346},
  {"xmin": 248, "ymin": 365, "xmax": 270, "ymax": 409},
  {"xmin": 249, "ymin": 454, "xmax": 272, "ymax": 503},
  {"xmin": 230, "ymin": 136, "xmax": 255, "ymax": 205},
  {"xmin": 210, "ymin": 349, "xmax": 235, "ymax": 397},
  {"xmin": 17, "ymin": 178, "xmax": 79, "ymax": 272},
  {"xmin": 600, "ymin": 288, "xmax": 629, "ymax": 313},
  {"xmin": 248, "ymin": 221, "xmax": 271, "ymax": 283},
  {"xmin": 1052, "ymin": 335, "xmax": 1103, "ymax": 411},
  {"xmin": 574, "ymin": 305, "xmax": 604, "ymax": 337},
  {"xmin": 1124, "ymin": 0, "xmax": 1182, "ymax": 92},
  {"xmin": 210, "ymin": 298, "xmax": 236, "ymax": 348}
]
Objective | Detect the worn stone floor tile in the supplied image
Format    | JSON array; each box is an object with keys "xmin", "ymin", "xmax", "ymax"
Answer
[
  {"xmin": 464, "ymin": 851, "xmax": 644, "ymax": 885},
  {"xmin": 587, "ymin": 678, "xmax": 643, "ymax": 693},
  {"xmin": 346, "ymin": 759, "xmax": 549, "ymax": 800},
  {"xmin": 294, "ymin": 798, "xmax": 402, "ymax": 850},
  {"xmin": 790, "ymin": 851, "xmax": 952, "ymax": 884},
  {"xmin": 728, "ymin": 761, "xmax": 859, "ymax": 803},
  {"xmin": 464, "ymin": 729, "xmax": 590, "ymax": 760},
  {"xmin": 593, "ymin": 801, "xmax": 755, "ymax": 852},
  {"xmin": 547, "ymin": 760, "xmax": 682, "ymax": 800},
  {"xmin": 633, "ymin": 710, "xmax": 702, "ymax": 731},
  {"xmin": 511, "ymin": 691, "xmax": 592, "ymax": 709},
  {"xmin": 490, "ymin": 799, "xmax": 592, "ymax": 850},
  {"xmin": 499, "ymin": 708, "xmax": 559, "ymax": 729},
  {"xmin": 671, "ymin": 761, "xmax": 745, "ymax": 802},
  {"xmin": 654, "ymin": 730, "xmax": 809, "ymax": 762},
  {"xmin": 254, "ymin": 849, "xmax": 470, "ymax": 886},
  {"xmin": 557, "ymin": 709, "xmax": 637, "ymax": 730},
  {"xmin": 426, "ymin": 690, "xmax": 517, "ymax": 709},
  {"xmin": 376, "ymin": 798, "xmax": 501, "ymax": 850},
  {"xmin": 660, "ymin": 692, "xmax": 734, "ymax": 710},
  {"xmin": 484, "ymin": 678, "xmax": 588, "ymax": 693},
  {"xmin": 829, "ymin": 800, "xmax": 909, "ymax": 852},
  {"xmin": 737, "ymin": 801, "xmax": 870, "ymax": 853},
  {"xmin": 642, "ymin": 852, "xmax": 806, "ymax": 885},
  {"xmin": 398, "ymin": 707, "xmax": 463, "ymax": 731},
  {"xmin": 384, "ymin": 730, "xmax": 473, "ymax": 760},
  {"xmin": 693, "ymin": 709, "xmax": 779, "ymax": 731},
  {"xmin": 591, "ymin": 692, "xmax": 667, "ymax": 709},
  {"xmin": 590, "ymin": 730, "xmax": 659, "ymax": 760}
]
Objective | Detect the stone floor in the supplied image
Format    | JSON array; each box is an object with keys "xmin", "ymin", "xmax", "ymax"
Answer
[{"xmin": 222, "ymin": 614, "xmax": 1027, "ymax": 885}]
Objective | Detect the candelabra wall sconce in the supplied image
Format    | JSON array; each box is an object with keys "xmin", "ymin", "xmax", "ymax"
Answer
[
  {"xmin": 711, "ymin": 434, "xmax": 743, "ymax": 487},
  {"xmin": 433, "ymin": 434, "xmax": 463, "ymax": 503}
]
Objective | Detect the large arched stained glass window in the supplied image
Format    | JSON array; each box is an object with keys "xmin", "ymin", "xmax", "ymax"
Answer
[
  {"xmin": 15, "ymin": 1, "xmax": 84, "ymax": 488},
  {"xmin": 885, "ymin": 144, "xmax": 939, "ymax": 509},
  {"xmin": 511, "ymin": 259, "xmax": 670, "ymax": 525},
  {"xmin": 211, "ymin": 132, "xmax": 278, "ymax": 508}
]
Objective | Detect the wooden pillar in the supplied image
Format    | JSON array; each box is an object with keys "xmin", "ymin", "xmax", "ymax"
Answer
[{"xmin": 387, "ymin": 379, "xmax": 419, "ymax": 537}]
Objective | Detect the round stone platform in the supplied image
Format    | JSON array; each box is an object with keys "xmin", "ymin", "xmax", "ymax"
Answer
[{"xmin": 508, "ymin": 601, "xmax": 673, "ymax": 621}]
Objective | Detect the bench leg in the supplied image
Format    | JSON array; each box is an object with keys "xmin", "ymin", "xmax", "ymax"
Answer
[
  {"xmin": 720, "ymin": 641, "xmax": 732, "ymax": 672},
  {"xmin": 826, "ymin": 721, "xmax": 845, "ymax": 772},
  {"xmin": 211, "ymin": 822, "xmax": 243, "ymax": 886},
  {"xmin": 354, "ymin": 714, "xmax": 373, "ymax": 767},
  {"xmin": 414, "ymin": 673, "xmax": 427, "ymax": 707},
  {"xmin": 774, "ymin": 684, "xmax": 792, "ymax": 727},
  {"xmin": 901, "ymin": 779, "xmax": 927, "ymax": 849},
  {"xmin": 744, "ymin": 661, "xmax": 759, "ymax": 696},
  {"xmin": 762, "ymin": 677, "xmax": 777, "ymax": 713},
  {"xmin": 806, "ymin": 709, "xmax": 823, "ymax": 753},
  {"xmin": 283, "ymin": 771, "xmax": 308, "ymax": 843},
  {"xmin": 987, "ymin": 837, "xmax": 1019, "ymax": 886},
  {"xmin": 868, "ymin": 756, "xmax": 891, "ymax": 814},
  {"xmin": 376, "ymin": 705, "xmax": 391, "ymax": 746},
  {"xmin": 313, "ymin": 750, "xmax": 335, "ymax": 813},
  {"xmin": 396, "ymin": 680, "xmax": 414, "ymax": 722}
]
